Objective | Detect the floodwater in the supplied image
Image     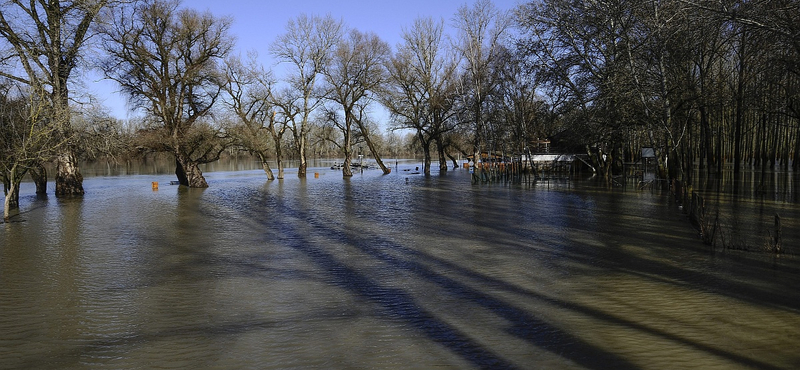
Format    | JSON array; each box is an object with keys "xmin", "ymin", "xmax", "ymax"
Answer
[{"xmin": 1, "ymin": 161, "xmax": 799, "ymax": 369}]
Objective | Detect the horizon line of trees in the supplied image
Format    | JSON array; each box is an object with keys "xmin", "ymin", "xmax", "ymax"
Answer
[{"xmin": 3, "ymin": 0, "xmax": 799, "ymax": 221}]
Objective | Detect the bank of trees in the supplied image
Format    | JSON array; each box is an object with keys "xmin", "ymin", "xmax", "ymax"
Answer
[
  {"xmin": 3, "ymin": 0, "xmax": 799, "ymax": 218},
  {"xmin": 516, "ymin": 0, "xmax": 800, "ymax": 185}
]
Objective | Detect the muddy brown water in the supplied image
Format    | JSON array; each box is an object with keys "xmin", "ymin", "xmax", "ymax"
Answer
[{"xmin": 2, "ymin": 162, "xmax": 799, "ymax": 369}]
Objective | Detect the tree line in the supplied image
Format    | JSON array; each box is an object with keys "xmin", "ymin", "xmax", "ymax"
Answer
[
  {"xmin": 519, "ymin": 0, "xmax": 799, "ymax": 188},
  {"xmin": 2, "ymin": 0, "xmax": 799, "ymax": 221}
]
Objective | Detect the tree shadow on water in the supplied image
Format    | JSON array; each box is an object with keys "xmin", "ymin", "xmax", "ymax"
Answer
[{"xmin": 265, "ymin": 203, "xmax": 641, "ymax": 370}]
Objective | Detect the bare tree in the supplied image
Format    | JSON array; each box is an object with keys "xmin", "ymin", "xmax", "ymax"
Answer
[
  {"xmin": 491, "ymin": 45, "xmax": 548, "ymax": 161},
  {"xmin": 0, "ymin": 0, "xmax": 112, "ymax": 196},
  {"xmin": 271, "ymin": 14, "xmax": 343, "ymax": 178},
  {"xmin": 1, "ymin": 84, "xmax": 64, "ymax": 222},
  {"xmin": 453, "ymin": 0, "xmax": 511, "ymax": 178},
  {"xmin": 384, "ymin": 47, "xmax": 429, "ymax": 171},
  {"xmin": 383, "ymin": 17, "xmax": 460, "ymax": 175},
  {"xmin": 71, "ymin": 105, "xmax": 133, "ymax": 164},
  {"xmin": 321, "ymin": 29, "xmax": 391, "ymax": 177},
  {"xmin": 99, "ymin": 0, "xmax": 233, "ymax": 187},
  {"xmin": 222, "ymin": 55, "xmax": 289, "ymax": 180}
]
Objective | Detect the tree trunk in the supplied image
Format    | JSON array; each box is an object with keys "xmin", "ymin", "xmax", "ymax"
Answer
[
  {"xmin": 447, "ymin": 153, "xmax": 459, "ymax": 169},
  {"xmin": 733, "ymin": 32, "xmax": 746, "ymax": 184},
  {"xmin": 437, "ymin": 140, "xmax": 448, "ymax": 172},
  {"xmin": 342, "ymin": 150, "xmax": 353, "ymax": 177},
  {"xmin": 175, "ymin": 155, "xmax": 209, "ymax": 188},
  {"xmin": 3, "ymin": 182, "xmax": 15, "ymax": 222},
  {"xmin": 275, "ymin": 141, "xmax": 285, "ymax": 180},
  {"xmin": 297, "ymin": 134, "xmax": 308, "ymax": 178},
  {"xmin": 55, "ymin": 151, "xmax": 85, "ymax": 196},
  {"xmin": 699, "ymin": 106, "xmax": 714, "ymax": 174},
  {"xmin": 420, "ymin": 135, "xmax": 432, "ymax": 176},
  {"xmin": 258, "ymin": 153, "xmax": 275, "ymax": 180},
  {"xmin": 342, "ymin": 122, "xmax": 353, "ymax": 177},
  {"xmin": 9, "ymin": 180, "xmax": 20, "ymax": 209},
  {"xmin": 361, "ymin": 129, "xmax": 390, "ymax": 174},
  {"xmin": 30, "ymin": 163, "xmax": 48, "ymax": 194},
  {"xmin": 3, "ymin": 165, "xmax": 20, "ymax": 222}
]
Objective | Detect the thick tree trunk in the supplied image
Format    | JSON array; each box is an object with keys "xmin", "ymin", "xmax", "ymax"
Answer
[
  {"xmin": 261, "ymin": 162, "xmax": 275, "ymax": 181},
  {"xmin": 29, "ymin": 163, "xmax": 48, "ymax": 194},
  {"xmin": 175, "ymin": 155, "xmax": 209, "ymax": 188},
  {"xmin": 342, "ymin": 121, "xmax": 353, "ymax": 178},
  {"xmin": 3, "ymin": 183, "xmax": 15, "ymax": 222},
  {"xmin": 55, "ymin": 151, "xmax": 85, "ymax": 196},
  {"xmin": 437, "ymin": 141, "xmax": 448, "ymax": 172},
  {"xmin": 448, "ymin": 154, "xmax": 459, "ymax": 169},
  {"xmin": 9, "ymin": 181, "xmax": 20, "ymax": 209},
  {"xmin": 423, "ymin": 148, "xmax": 433, "ymax": 176},
  {"xmin": 3, "ymin": 173, "xmax": 19, "ymax": 210},
  {"xmin": 420, "ymin": 137, "xmax": 432, "ymax": 176},
  {"xmin": 342, "ymin": 150, "xmax": 353, "ymax": 177}
]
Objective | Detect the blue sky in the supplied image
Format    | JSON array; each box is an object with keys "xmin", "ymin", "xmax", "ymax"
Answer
[{"xmin": 89, "ymin": 0, "xmax": 521, "ymax": 122}]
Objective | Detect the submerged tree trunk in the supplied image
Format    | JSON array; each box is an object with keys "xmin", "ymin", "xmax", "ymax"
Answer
[
  {"xmin": 342, "ymin": 149, "xmax": 353, "ymax": 177},
  {"xmin": 3, "ymin": 182, "xmax": 16, "ymax": 222},
  {"xmin": 437, "ymin": 140, "xmax": 448, "ymax": 172},
  {"xmin": 275, "ymin": 141, "xmax": 285, "ymax": 180},
  {"xmin": 55, "ymin": 151, "xmax": 84, "ymax": 196},
  {"xmin": 421, "ymin": 136, "xmax": 433, "ymax": 176},
  {"xmin": 30, "ymin": 163, "xmax": 48, "ymax": 195},
  {"xmin": 258, "ymin": 153, "xmax": 275, "ymax": 180},
  {"xmin": 447, "ymin": 153, "xmax": 459, "ymax": 169},
  {"xmin": 360, "ymin": 129, "xmax": 390, "ymax": 174},
  {"xmin": 3, "ymin": 165, "xmax": 21, "ymax": 222},
  {"xmin": 175, "ymin": 155, "xmax": 209, "ymax": 188},
  {"xmin": 297, "ymin": 134, "xmax": 308, "ymax": 178}
]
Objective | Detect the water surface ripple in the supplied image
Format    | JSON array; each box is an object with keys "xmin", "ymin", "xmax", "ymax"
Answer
[{"xmin": 1, "ymin": 167, "xmax": 799, "ymax": 369}]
